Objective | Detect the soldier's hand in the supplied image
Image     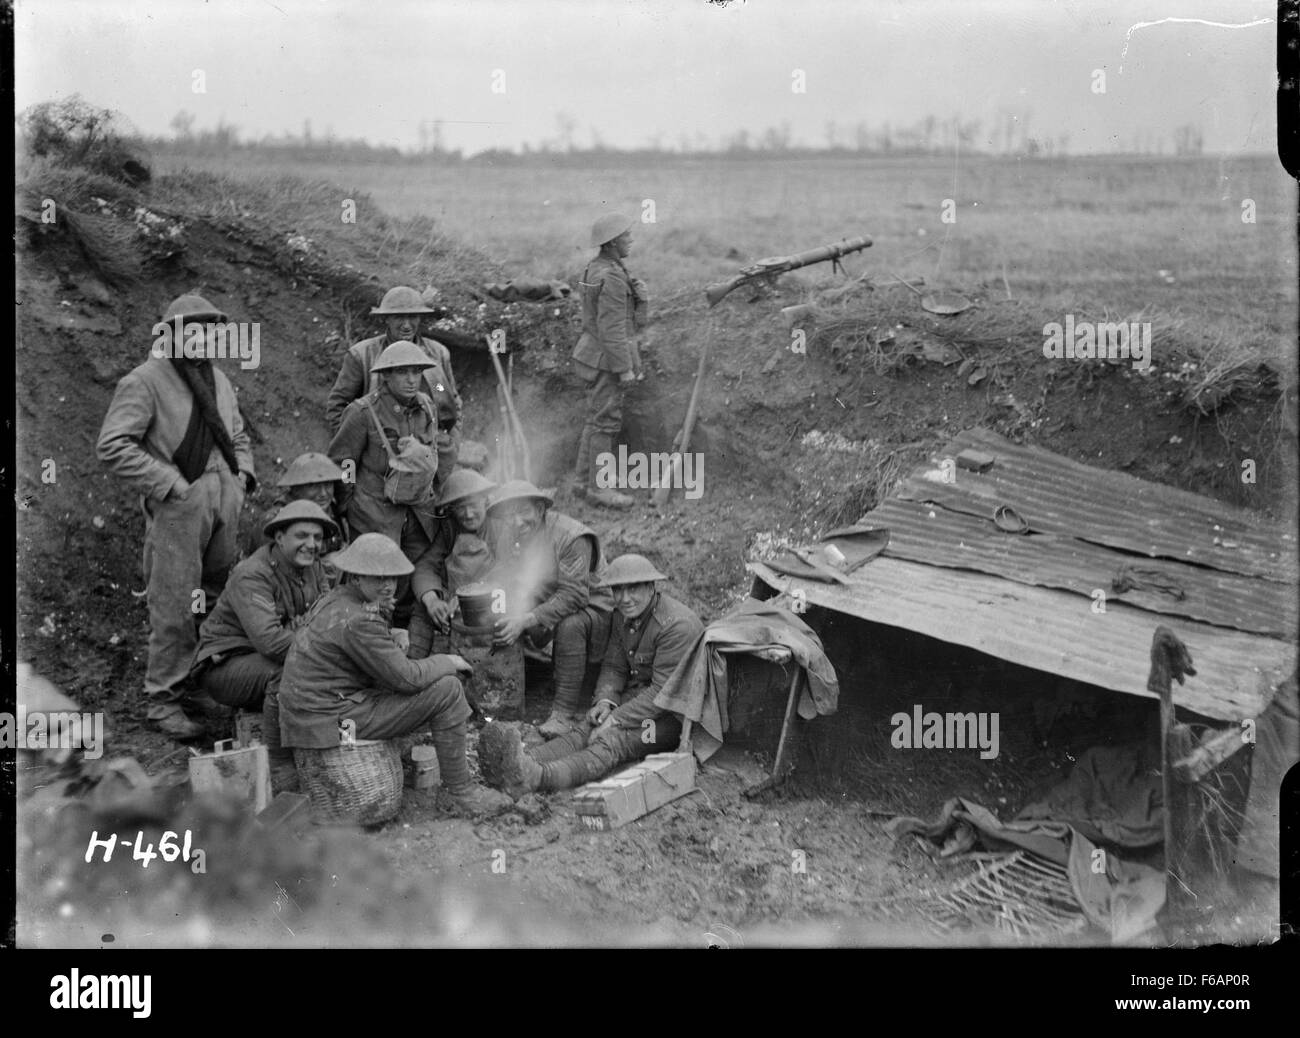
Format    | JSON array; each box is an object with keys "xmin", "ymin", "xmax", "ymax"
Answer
[
  {"xmin": 422, "ymin": 592, "xmax": 451, "ymax": 631},
  {"xmin": 618, "ymin": 369, "xmax": 637, "ymax": 384},
  {"xmin": 168, "ymin": 477, "xmax": 192, "ymax": 502},
  {"xmin": 444, "ymin": 653, "xmax": 474, "ymax": 676},
  {"xmin": 587, "ymin": 701, "xmax": 615, "ymax": 726},
  {"xmin": 392, "ymin": 628, "xmax": 411, "ymax": 653},
  {"xmin": 493, "ymin": 615, "xmax": 528, "ymax": 646}
]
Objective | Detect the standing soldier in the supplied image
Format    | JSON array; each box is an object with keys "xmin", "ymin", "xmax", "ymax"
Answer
[
  {"xmin": 97, "ymin": 294, "xmax": 256, "ymax": 739},
  {"xmin": 326, "ymin": 285, "xmax": 462, "ymax": 482},
  {"xmin": 571, "ymin": 213, "xmax": 647, "ymax": 509},
  {"xmin": 478, "ymin": 554, "xmax": 703, "ymax": 796},
  {"xmin": 328, "ymin": 341, "xmax": 442, "ymax": 627}
]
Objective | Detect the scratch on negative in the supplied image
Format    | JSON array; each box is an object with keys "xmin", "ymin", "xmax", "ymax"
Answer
[{"xmin": 1120, "ymin": 16, "xmax": 1273, "ymax": 71}]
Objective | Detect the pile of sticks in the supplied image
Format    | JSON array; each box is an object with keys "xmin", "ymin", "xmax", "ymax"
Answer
[{"xmin": 488, "ymin": 343, "xmax": 530, "ymax": 482}]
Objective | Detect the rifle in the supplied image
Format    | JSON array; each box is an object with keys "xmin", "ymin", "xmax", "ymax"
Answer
[{"xmin": 704, "ymin": 235, "xmax": 873, "ymax": 307}]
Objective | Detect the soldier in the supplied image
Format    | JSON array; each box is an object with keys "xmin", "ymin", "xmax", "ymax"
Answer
[
  {"xmin": 97, "ymin": 294, "xmax": 256, "ymax": 739},
  {"xmin": 479, "ymin": 554, "xmax": 703, "ymax": 796},
  {"xmin": 278, "ymin": 533, "xmax": 512, "ymax": 816},
  {"xmin": 408, "ymin": 468, "xmax": 497, "ymax": 659},
  {"xmin": 483, "ymin": 480, "xmax": 614, "ymax": 737},
  {"xmin": 328, "ymin": 340, "xmax": 442, "ymax": 626},
  {"xmin": 326, "ymin": 285, "xmax": 462, "ymax": 480},
  {"xmin": 240, "ymin": 451, "xmax": 346, "ymax": 561},
  {"xmin": 191, "ymin": 500, "xmax": 337, "ymax": 786},
  {"xmin": 571, "ymin": 213, "xmax": 648, "ymax": 509}
]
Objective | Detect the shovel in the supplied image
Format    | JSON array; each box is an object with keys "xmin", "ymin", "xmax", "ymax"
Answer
[{"xmin": 888, "ymin": 268, "xmax": 972, "ymax": 315}]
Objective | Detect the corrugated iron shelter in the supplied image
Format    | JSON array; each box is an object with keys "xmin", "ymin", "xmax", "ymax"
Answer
[{"xmin": 749, "ymin": 427, "xmax": 1297, "ymax": 722}]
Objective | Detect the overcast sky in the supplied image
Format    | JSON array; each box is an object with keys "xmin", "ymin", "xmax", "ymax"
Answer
[{"xmin": 15, "ymin": 0, "xmax": 1280, "ymax": 155}]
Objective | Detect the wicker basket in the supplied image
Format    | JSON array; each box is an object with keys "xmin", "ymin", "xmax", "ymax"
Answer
[{"xmin": 293, "ymin": 738, "xmax": 403, "ymax": 825}]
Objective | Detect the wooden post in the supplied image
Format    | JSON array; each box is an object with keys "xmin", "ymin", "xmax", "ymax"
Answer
[{"xmin": 1147, "ymin": 626, "xmax": 1197, "ymax": 932}]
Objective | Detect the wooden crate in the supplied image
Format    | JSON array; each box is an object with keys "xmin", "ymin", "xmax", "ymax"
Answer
[{"xmin": 573, "ymin": 752, "xmax": 696, "ymax": 830}]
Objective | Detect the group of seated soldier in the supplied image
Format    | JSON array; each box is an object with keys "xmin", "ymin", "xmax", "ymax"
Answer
[{"xmin": 189, "ymin": 286, "xmax": 705, "ymax": 818}]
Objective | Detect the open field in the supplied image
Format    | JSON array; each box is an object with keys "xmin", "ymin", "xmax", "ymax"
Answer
[{"xmin": 160, "ymin": 152, "xmax": 1298, "ymax": 369}]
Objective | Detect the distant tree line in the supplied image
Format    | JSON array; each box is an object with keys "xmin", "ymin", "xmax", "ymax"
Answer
[{"xmin": 146, "ymin": 106, "xmax": 1209, "ymax": 163}]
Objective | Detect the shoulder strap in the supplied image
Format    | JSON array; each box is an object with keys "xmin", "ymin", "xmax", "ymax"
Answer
[{"xmin": 364, "ymin": 396, "xmax": 399, "ymax": 464}]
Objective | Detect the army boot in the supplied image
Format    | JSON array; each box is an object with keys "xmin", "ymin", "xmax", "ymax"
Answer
[
  {"xmin": 538, "ymin": 711, "xmax": 583, "ymax": 738},
  {"xmin": 149, "ymin": 704, "xmax": 205, "ymax": 741},
  {"xmin": 585, "ymin": 432, "xmax": 633, "ymax": 509},
  {"xmin": 478, "ymin": 722, "xmax": 543, "ymax": 799},
  {"xmin": 432, "ymin": 721, "xmax": 513, "ymax": 816}
]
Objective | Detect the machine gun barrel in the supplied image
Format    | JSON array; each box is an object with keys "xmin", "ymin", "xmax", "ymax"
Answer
[{"xmin": 705, "ymin": 235, "xmax": 872, "ymax": 307}]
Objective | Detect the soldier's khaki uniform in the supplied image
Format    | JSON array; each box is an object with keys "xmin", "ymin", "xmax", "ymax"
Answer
[
  {"xmin": 571, "ymin": 253, "xmax": 647, "ymax": 487},
  {"xmin": 488, "ymin": 511, "xmax": 615, "ymax": 715},
  {"xmin": 528, "ymin": 591, "xmax": 703, "ymax": 788},
  {"xmin": 326, "ymin": 334, "xmax": 462, "ymax": 477},
  {"xmin": 97, "ymin": 357, "xmax": 255, "ymax": 716}
]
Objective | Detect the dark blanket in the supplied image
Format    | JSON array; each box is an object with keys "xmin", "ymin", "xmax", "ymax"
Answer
[{"xmin": 653, "ymin": 598, "xmax": 838, "ymax": 762}]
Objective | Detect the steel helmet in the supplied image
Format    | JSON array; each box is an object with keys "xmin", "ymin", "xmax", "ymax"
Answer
[
  {"xmin": 600, "ymin": 553, "xmax": 667, "ymax": 587},
  {"xmin": 276, "ymin": 451, "xmax": 344, "ymax": 488},
  {"xmin": 435, "ymin": 468, "xmax": 497, "ymax": 508},
  {"xmin": 486, "ymin": 479, "xmax": 556, "ymax": 512},
  {"xmin": 263, "ymin": 499, "xmax": 340, "ymax": 541},
  {"xmin": 370, "ymin": 340, "xmax": 437, "ymax": 373},
  {"xmin": 328, "ymin": 533, "xmax": 414, "ymax": 576},
  {"xmin": 590, "ymin": 212, "xmax": 634, "ymax": 248},
  {"xmin": 371, "ymin": 285, "xmax": 437, "ymax": 316},
  {"xmin": 162, "ymin": 293, "xmax": 229, "ymax": 324}
]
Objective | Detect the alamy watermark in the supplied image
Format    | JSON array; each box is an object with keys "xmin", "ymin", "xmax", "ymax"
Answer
[
  {"xmin": 890, "ymin": 704, "xmax": 999, "ymax": 760},
  {"xmin": 1042, "ymin": 315, "xmax": 1150, "ymax": 371},
  {"xmin": 1, "ymin": 708, "xmax": 104, "ymax": 760},
  {"xmin": 151, "ymin": 316, "xmax": 261, "ymax": 369},
  {"xmin": 595, "ymin": 445, "xmax": 704, "ymax": 499}
]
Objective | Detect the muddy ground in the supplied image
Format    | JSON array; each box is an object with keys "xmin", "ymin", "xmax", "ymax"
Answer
[{"xmin": 13, "ymin": 158, "xmax": 1291, "ymax": 946}]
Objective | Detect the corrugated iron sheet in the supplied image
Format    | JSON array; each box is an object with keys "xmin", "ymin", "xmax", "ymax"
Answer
[
  {"xmin": 750, "ymin": 558, "xmax": 1292, "ymax": 722},
  {"xmin": 860, "ymin": 497, "xmax": 1296, "ymax": 637},
  {"xmin": 894, "ymin": 428, "xmax": 1297, "ymax": 584},
  {"xmin": 751, "ymin": 427, "xmax": 1297, "ymax": 720}
]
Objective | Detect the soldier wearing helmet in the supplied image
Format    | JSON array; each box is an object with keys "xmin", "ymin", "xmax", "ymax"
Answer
[
  {"xmin": 328, "ymin": 341, "xmax": 445, "ymax": 629},
  {"xmin": 96, "ymin": 294, "xmax": 257, "ymax": 740},
  {"xmin": 478, "ymin": 554, "xmax": 703, "ymax": 797},
  {"xmin": 406, "ymin": 468, "xmax": 498, "ymax": 659},
  {"xmin": 482, "ymin": 480, "xmax": 616, "ymax": 737},
  {"xmin": 325, "ymin": 285, "xmax": 463, "ymax": 478},
  {"xmin": 570, "ymin": 213, "xmax": 649, "ymax": 509},
  {"xmin": 239, "ymin": 451, "xmax": 347, "ymax": 561},
  {"xmin": 192, "ymin": 500, "xmax": 339, "ymax": 789},
  {"xmin": 278, "ymin": 533, "xmax": 513, "ymax": 817}
]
